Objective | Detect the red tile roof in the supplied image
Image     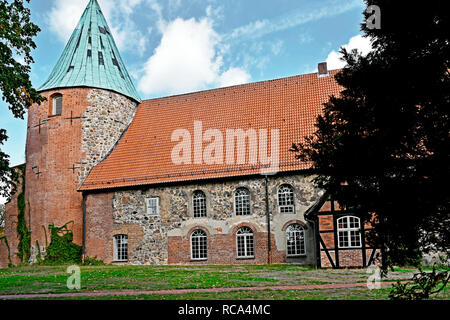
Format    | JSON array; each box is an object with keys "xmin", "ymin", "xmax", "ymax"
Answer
[{"xmin": 79, "ymin": 70, "xmax": 342, "ymax": 191}]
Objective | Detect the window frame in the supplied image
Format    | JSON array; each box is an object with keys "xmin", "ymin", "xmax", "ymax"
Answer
[
  {"xmin": 236, "ymin": 227, "xmax": 255, "ymax": 259},
  {"xmin": 51, "ymin": 94, "xmax": 63, "ymax": 116},
  {"xmin": 285, "ymin": 224, "xmax": 306, "ymax": 257},
  {"xmin": 192, "ymin": 190, "xmax": 207, "ymax": 218},
  {"xmin": 337, "ymin": 216, "xmax": 362, "ymax": 249},
  {"xmin": 146, "ymin": 197, "xmax": 160, "ymax": 216},
  {"xmin": 278, "ymin": 184, "xmax": 295, "ymax": 214},
  {"xmin": 190, "ymin": 229, "xmax": 208, "ymax": 261},
  {"xmin": 113, "ymin": 234, "xmax": 128, "ymax": 262},
  {"xmin": 234, "ymin": 188, "xmax": 251, "ymax": 216}
]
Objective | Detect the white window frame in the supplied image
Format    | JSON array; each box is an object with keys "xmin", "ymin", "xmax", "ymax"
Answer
[
  {"xmin": 337, "ymin": 216, "xmax": 362, "ymax": 249},
  {"xmin": 193, "ymin": 191, "xmax": 207, "ymax": 218},
  {"xmin": 146, "ymin": 197, "xmax": 160, "ymax": 215},
  {"xmin": 190, "ymin": 229, "xmax": 208, "ymax": 260},
  {"xmin": 236, "ymin": 227, "xmax": 254, "ymax": 258},
  {"xmin": 113, "ymin": 234, "xmax": 128, "ymax": 262},
  {"xmin": 286, "ymin": 224, "xmax": 306, "ymax": 257},
  {"xmin": 234, "ymin": 188, "xmax": 251, "ymax": 216},
  {"xmin": 278, "ymin": 185, "xmax": 295, "ymax": 214},
  {"xmin": 52, "ymin": 94, "xmax": 62, "ymax": 115}
]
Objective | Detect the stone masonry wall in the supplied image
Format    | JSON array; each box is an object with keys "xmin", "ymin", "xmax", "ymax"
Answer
[{"xmin": 85, "ymin": 173, "xmax": 322, "ymax": 265}]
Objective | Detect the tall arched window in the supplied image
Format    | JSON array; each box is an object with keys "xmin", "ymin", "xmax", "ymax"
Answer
[
  {"xmin": 278, "ymin": 185, "xmax": 295, "ymax": 214},
  {"xmin": 113, "ymin": 234, "xmax": 128, "ymax": 262},
  {"xmin": 190, "ymin": 229, "xmax": 207, "ymax": 260},
  {"xmin": 193, "ymin": 190, "xmax": 207, "ymax": 218},
  {"xmin": 51, "ymin": 94, "xmax": 63, "ymax": 115},
  {"xmin": 236, "ymin": 227, "xmax": 254, "ymax": 258},
  {"xmin": 286, "ymin": 224, "xmax": 305, "ymax": 256},
  {"xmin": 235, "ymin": 188, "xmax": 250, "ymax": 216},
  {"xmin": 337, "ymin": 216, "xmax": 362, "ymax": 248}
]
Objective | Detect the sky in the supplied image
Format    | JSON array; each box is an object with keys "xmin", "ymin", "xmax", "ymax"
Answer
[{"xmin": 0, "ymin": 0, "xmax": 373, "ymax": 203}]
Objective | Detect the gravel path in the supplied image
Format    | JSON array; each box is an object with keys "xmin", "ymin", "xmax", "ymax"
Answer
[{"xmin": 0, "ymin": 281, "xmax": 402, "ymax": 300}]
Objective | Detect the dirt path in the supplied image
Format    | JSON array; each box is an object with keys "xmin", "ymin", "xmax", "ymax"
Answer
[{"xmin": 0, "ymin": 281, "xmax": 401, "ymax": 300}]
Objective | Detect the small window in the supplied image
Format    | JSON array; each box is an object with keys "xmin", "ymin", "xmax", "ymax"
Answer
[
  {"xmin": 190, "ymin": 229, "xmax": 207, "ymax": 260},
  {"xmin": 113, "ymin": 235, "xmax": 128, "ymax": 262},
  {"xmin": 87, "ymin": 49, "xmax": 92, "ymax": 57},
  {"xmin": 98, "ymin": 51, "xmax": 104, "ymax": 65},
  {"xmin": 193, "ymin": 190, "xmax": 207, "ymax": 218},
  {"xmin": 235, "ymin": 188, "xmax": 251, "ymax": 216},
  {"xmin": 286, "ymin": 224, "xmax": 306, "ymax": 257},
  {"xmin": 278, "ymin": 185, "xmax": 295, "ymax": 214},
  {"xmin": 236, "ymin": 227, "xmax": 254, "ymax": 258},
  {"xmin": 146, "ymin": 197, "xmax": 159, "ymax": 215},
  {"xmin": 337, "ymin": 216, "xmax": 362, "ymax": 248},
  {"xmin": 52, "ymin": 94, "xmax": 62, "ymax": 115}
]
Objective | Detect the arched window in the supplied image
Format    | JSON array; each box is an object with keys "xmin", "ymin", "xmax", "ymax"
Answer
[
  {"xmin": 236, "ymin": 227, "xmax": 254, "ymax": 258},
  {"xmin": 286, "ymin": 224, "xmax": 305, "ymax": 256},
  {"xmin": 113, "ymin": 234, "xmax": 128, "ymax": 262},
  {"xmin": 235, "ymin": 188, "xmax": 250, "ymax": 216},
  {"xmin": 278, "ymin": 185, "xmax": 295, "ymax": 214},
  {"xmin": 190, "ymin": 229, "xmax": 207, "ymax": 260},
  {"xmin": 193, "ymin": 190, "xmax": 207, "ymax": 218},
  {"xmin": 51, "ymin": 94, "xmax": 63, "ymax": 115},
  {"xmin": 337, "ymin": 216, "xmax": 362, "ymax": 248}
]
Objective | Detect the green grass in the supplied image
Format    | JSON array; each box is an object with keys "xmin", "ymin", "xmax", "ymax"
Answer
[{"xmin": 0, "ymin": 264, "xmax": 447, "ymax": 300}]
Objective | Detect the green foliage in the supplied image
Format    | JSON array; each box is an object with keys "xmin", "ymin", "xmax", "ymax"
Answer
[
  {"xmin": 82, "ymin": 256, "xmax": 105, "ymax": 266},
  {"xmin": 291, "ymin": 0, "xmax": 450, "ymax": 269},
  {"xmin": 0, "ymin": 235, "xmax": 12, "ymax": 267},
  {"xmin": 0, "ymin": 0, "xmax": 45, "ymax": 201},
  {"xmin": 16, "ymin": 164, "xmax": 31, "ymax": 263},
  {"xmin": 389, "ymin": 266, "xmax": 450, "ymax": 300},
  {"xmin": 44, "ymin": 222, "xmax": 82, "ymax": 264}
]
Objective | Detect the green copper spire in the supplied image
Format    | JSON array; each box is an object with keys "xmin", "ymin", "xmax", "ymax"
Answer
[{"xmin": 39, "ymin": 0, "xmax": 141, "ymax": 102}]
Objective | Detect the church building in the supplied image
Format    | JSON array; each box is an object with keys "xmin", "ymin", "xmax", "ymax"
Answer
[{"xmin": 0, "ymin": 0, "xmax": 380, "ymax": 268}]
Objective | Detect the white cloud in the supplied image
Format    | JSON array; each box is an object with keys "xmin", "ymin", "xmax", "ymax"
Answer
[
  {"xmin": 47, "ymin": 0, "xmax": 149, "ymax": 55},
  {"xmin": 218, "ymin": 68, "xmax": 251, "ymax": 88},
  {"xmin": 138, "ymin": 16, "xmax": 250, "ymax": 96},
  {"xmin": 325, "ymin": 35, "xmax": 373, "ymax": 70},
  {"xmin": 226, "ymin": 0, "xmax": 362, "ymax": 42}
]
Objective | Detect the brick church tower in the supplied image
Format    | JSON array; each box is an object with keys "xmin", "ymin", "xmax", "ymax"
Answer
[{"xmin": 1, "ymin": 0, "xmax": 140, "ymax": 266}]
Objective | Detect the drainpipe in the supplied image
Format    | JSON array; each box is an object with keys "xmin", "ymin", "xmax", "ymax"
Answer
[
  {"xmin": 82, "ymin": 191, "xmax": 87, "ymax": 263},
  {"xmin": 265, "ymin": 175, "xmax": 272, "ymax": 264},
  {"xmin": 305, "ymin": 215, "xmax": 319, "ymax": 269}
]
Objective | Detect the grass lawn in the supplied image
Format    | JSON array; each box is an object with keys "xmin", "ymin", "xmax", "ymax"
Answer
[{"xmin": 0, "ymin": 264, "xmax": 448, "ymax": 300}]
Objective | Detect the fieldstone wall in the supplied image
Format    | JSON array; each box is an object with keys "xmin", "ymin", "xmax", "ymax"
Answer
[
  {"xmin": 79, "ymin": 89, "xmax": 137, "ymax": 184},
  {"xmin": 86, "ymin": 174, "xmax": 323, "ymax": 265}
]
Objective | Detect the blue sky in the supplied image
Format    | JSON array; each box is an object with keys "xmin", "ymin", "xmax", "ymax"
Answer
[{"xmin": 0, "ymin": 0, "xmax": 372, "ymax": 173}]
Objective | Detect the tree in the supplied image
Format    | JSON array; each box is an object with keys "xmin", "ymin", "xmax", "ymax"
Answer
[
  {"xmin": 291, "ymin": 0, "xmax": 449, "ymax": 270},
  {"xmin": 0, "ymin": 203, "xmax": 4, "ymax": 229},
  {"xmin": 0, "ymin": 0, "xmax": 44, "ymax": 200}
]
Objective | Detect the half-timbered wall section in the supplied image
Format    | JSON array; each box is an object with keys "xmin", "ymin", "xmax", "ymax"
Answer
[{"xmin": 307, "ymin": 195, "xmax": 381, "ymax": 268}]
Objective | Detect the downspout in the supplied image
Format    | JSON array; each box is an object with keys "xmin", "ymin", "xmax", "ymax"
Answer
[
  {"xmin": 305, "ymin": 214, "xmax": 319, "ymax": 269},
  {"xmin": 265, "ymin": 175, "xmax": 271, "ymax": 264},
  {"xmin": 82, "ymin": 191, "xmax": 87, "ymax": 262}
]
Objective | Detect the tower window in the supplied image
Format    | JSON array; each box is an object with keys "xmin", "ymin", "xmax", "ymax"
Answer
[
  {"xmin": 51, "ymin": 94, "xmax": 63, "ymax": 115},
  {"xmin": 113, "ymin": 235, "xmax": 128, "ymax": 262},
  {"xmin": 87, "ymin": 49, "xmax": 92, "ymax": 57},
  {"xmin": 98, "ymin": 51, "xmax": 104, "ymax": 65}
]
